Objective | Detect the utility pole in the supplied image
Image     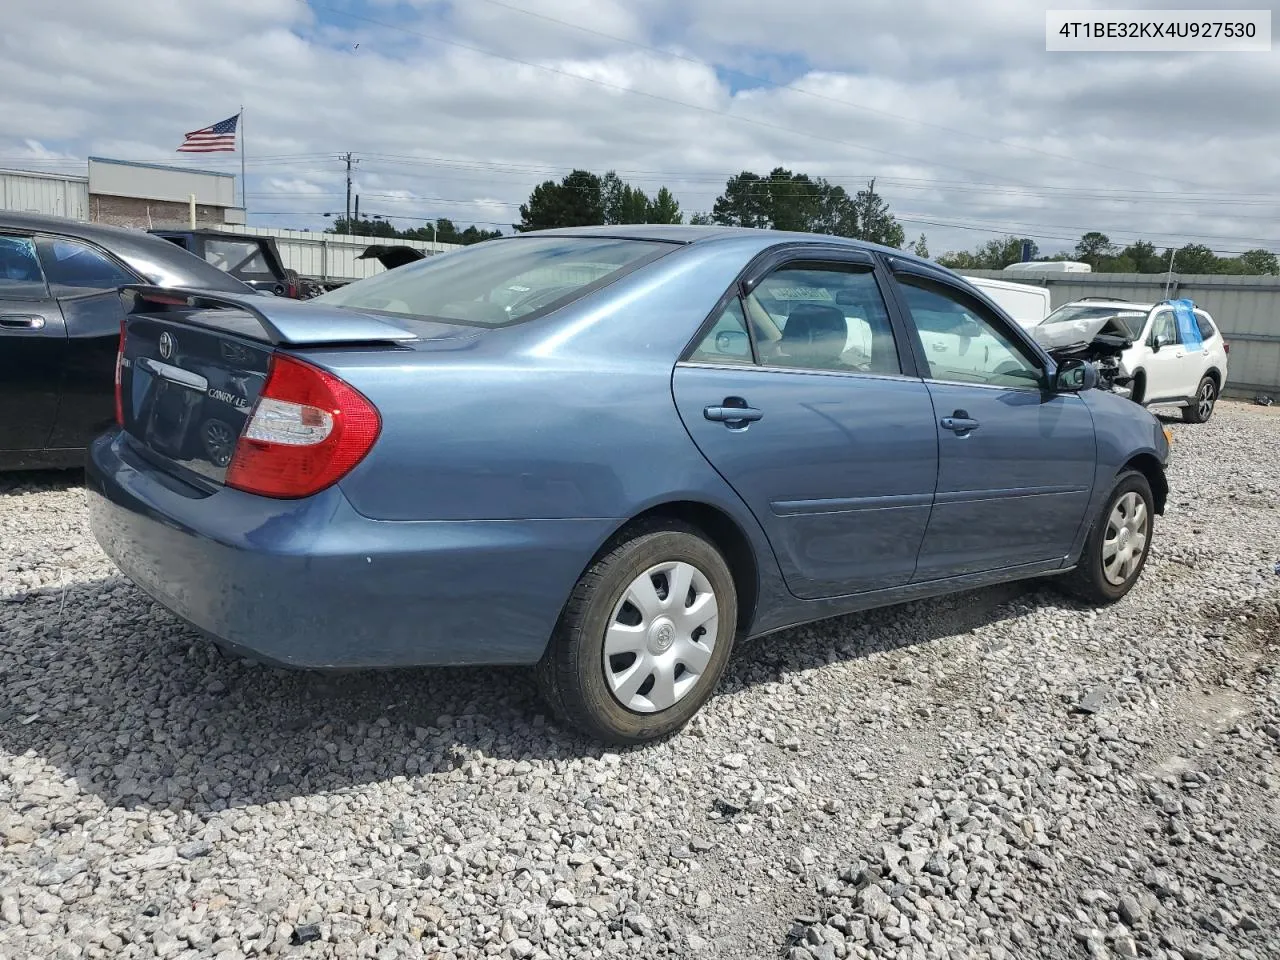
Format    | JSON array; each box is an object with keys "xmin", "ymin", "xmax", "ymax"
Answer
[
  {"xmin": 342, "ymin": 152, "xmax": 358, "ymax": 234},
  {"xmin": 1163, "ymin": 247, "xmax": 1176, "ymax": 299},
  {"xmin": 354, "ymin": 194, "xmax": 360, "ymax": 233}
]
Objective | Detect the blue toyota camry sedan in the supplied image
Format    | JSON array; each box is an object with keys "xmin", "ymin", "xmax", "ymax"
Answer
[{"xmin": 87, "ymin": 226, "xmax": 1170, "ymax": 743}]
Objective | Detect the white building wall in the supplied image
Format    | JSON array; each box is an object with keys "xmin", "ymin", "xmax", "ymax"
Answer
[
  {"xmin": 0, "ymin": 169, "xmax": 90, "ymax": 220},
  {"xmin": 88, "ymin": 157, "xmax": 236, "ymax": 207}
]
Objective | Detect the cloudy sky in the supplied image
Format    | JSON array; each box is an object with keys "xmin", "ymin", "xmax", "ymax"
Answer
[{"xmin": 2, "ymin": 0, "xmax": 1278, "ymax": 257}]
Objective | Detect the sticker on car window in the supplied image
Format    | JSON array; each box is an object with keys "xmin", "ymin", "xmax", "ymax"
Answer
[
  {"xmin": 1171, "ymin": 298, "xmax": 1203, "ymax": 349},
  {"xmin": 768, "ymin": 286, "xmax": 834, "ymax": 301}
]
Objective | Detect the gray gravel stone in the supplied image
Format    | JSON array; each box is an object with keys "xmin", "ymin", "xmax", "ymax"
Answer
[{"xmin": 1, "ymin": 404, "xmax": 1279, "ymax": 960}]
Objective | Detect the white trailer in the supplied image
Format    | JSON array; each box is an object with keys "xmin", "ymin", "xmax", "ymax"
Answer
[{"xmin": 1003, "ymin": 260, "xmax": 1092, "ymax": 274}]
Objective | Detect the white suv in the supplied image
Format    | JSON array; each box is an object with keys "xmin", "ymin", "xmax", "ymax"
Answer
[{"xmin": 1032, "ymin": 298, "xmax": 1230, "ymax": 423}]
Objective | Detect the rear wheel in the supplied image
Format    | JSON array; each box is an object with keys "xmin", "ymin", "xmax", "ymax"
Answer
[
  {"xmin": 1182, "ymin": 376, "xmax": 1217, "ymax": 423},
  {"xmin": 1060, "ymin": 470, "xmax": 1154, "ymax": 605},
  {"xmin": 536, "ymin": 524, "xmax": 737, "ymax": 744}
]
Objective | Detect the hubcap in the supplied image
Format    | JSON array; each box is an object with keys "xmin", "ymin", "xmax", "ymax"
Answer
[
  {"xmin": 603, "ymin": 561, "xmax": 719, "ymax": 714},
  {"xmin": 1198, "ymin": 382, "xmax": 1214, "ymax": 419},
  {"xmin": 1102, "ymin": 491, "xmax": 1149, "ymax": 586}
]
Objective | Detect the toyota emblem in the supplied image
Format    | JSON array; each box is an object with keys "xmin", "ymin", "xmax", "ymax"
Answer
[{"xmin": 158, "ymin": 331, "xmax": 175, "ymax": 360}]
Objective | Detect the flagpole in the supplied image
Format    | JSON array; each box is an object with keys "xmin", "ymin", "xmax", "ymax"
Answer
[{"xmin": 239, "ymin": 105, "xmax": 247, "ymax": 218}]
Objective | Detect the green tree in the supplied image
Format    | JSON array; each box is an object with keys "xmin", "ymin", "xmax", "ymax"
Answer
[
  {"xmin": 936, "ymin": 236, "xmax": 1038, "ymax": 270},
  {"xmin": 711, "ymin": 171, "xmax": 773, "ymax": 228},
  {"xmin": 1117, "ymin": 240, "xmax": 1164, "ymax": 273},
  {"xmin": 689, "ymin": 211, "xmax": 714, "ymax": 225},
  {"xmin": 909, "ymin": 233, "xmax": 929, "ymax": 259},
  {"xmin": 850, "ymin": 178, "xmax": 904, "ymax": 248},
  {"xmin": 1169, "ymin": 243, "xmax": 1219, "ymax": 274},
  {"xmin": 648, "ymin": 187, "xmax": 683, "ymax": 224},
  {"xmin": 708, "ymin": 168, "xmax": 862, "ymax": 237},
  {"xmin": 516, "ymin": 170, "xmax": 605, "ymax": 231},
  {"xmin": 1074, "ymin": 231, "xmax": 1116, "ymax": 267},
  {"xmin": 1239, "ymin": 248, "xmax": 1279, "ymax": 275},
  {"xmin": 601, "ymin": 171, "xmax": 653, "ymax": 225}
]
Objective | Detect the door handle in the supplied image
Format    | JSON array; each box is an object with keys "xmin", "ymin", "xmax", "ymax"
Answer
[
  {"xmin": 0, "ymin": 314, "xmax": 45, "ymax": 330},
  {"xmin": 704, "ymin": 403, "xmax": 763, "ymax": 424},
  {"xmin": 940, "ymin": 413, "xmax": 980, "ymax": 434}
]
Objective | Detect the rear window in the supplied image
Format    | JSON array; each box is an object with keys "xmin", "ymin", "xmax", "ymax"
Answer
[
  {"xmin": 315, "ymin": 236, "xmax": 674, "ymax": 326},
  {"xmin": 1195, "ymin": 312, "xmax": 1217, "ymax": 340}
]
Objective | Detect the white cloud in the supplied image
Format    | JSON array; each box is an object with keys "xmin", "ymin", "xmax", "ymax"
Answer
[{"xmin": 1, "ymin": 0, "xmax": 1277, "ymax": 255}]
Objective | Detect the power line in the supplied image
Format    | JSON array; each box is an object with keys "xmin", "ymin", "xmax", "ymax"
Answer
[
  {"xmin": 299, "ymin": 0, "xmax": 1057, "ymax": 189},
  {"xmin": 470, "ymin": 0, "xmax": 1209, "ymax": 191}
]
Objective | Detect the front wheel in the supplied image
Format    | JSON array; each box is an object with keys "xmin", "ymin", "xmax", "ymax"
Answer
[
  {"xmin": 1060, "ymin": 471, "xmax": 1155, "ymax": 605},
  {"xmin": 1182, "ymin": 376, "xmax": 1217, "ymax": 423},
  {"xmin": 536, "ymin": 524, "xmax": 738, "ymax": 743}
]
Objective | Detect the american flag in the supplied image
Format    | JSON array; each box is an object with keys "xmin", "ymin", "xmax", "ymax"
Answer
[{"xmin": 177, "ymin": 114, "xmax": 239, "ymax": 153}]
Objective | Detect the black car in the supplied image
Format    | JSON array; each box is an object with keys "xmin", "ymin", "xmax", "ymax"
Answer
[
  {"xmin": 0, "ymin": 212, "xmax": 257, "ymax": 470},
  {"xmin": 149, "ymin": 229, "xmax": 305, "ymax": 297}
]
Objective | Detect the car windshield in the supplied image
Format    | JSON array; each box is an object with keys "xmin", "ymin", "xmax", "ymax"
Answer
[
  {"xmin": 1041, "ymin": 304, "xmax": 1147, "ymax": 339},
  {"xmin": 316, "ymin": 236, "xmax": 675, "ymax": 326}
]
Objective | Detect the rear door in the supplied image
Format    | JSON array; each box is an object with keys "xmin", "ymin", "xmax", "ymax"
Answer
[
  {"xmin": 672, "ymin": 250, "xmax": 938, "ymax": 599},
  {"xmin": 35, "ymin": 234, "xmax": 141, "ymax": 450},
  {"xmin": 887, "ymin": 265, "xmax": 1096, "ymax": 580},
  {"xmin": 0, "ymin": 233, "xmax": 65, "ymax": 454}
]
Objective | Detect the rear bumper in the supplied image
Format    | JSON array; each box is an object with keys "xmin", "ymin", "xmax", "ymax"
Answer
[{"xmin": 86, "ymin": 429, "xmax": 617, "ymax": 668}]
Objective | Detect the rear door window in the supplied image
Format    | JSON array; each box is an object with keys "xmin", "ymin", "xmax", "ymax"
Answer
[
  {"xmin": 747, "ymin": 263, "xmax": 903, "ymax": 375},
  {"xmin": 0, "ymin": 235, "xmax": 49, "ymax": 299},
  {"xmin": 1194, "ymin": 310, "xmax": 1217, "ymax": 341},
  {"xmin": 37, "ymin": 237, "xmax": 137, "ymax": 293}
]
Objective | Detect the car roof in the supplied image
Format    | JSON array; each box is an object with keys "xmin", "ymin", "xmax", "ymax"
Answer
[
  {"xmin": 0, "ymin": 210, "xmax": 174, "ymax": 245},
  {"xmin": 520, "ymin": 224, "xmax": 936, "ymax": 267},
  {"xmin": 1062, "ymin": 298, "xmax": 1155, "ymax": 311}
]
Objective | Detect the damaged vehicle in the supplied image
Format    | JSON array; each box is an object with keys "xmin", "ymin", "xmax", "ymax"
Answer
[{"xmin": 1030, "ymin": 298, "xmax": 1230, "ymax": 424}]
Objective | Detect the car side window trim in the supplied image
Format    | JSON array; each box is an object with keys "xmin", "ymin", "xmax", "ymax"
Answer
[{"xmin": 678, "ymin": 357, "xmax": 923, "ymax": 386}]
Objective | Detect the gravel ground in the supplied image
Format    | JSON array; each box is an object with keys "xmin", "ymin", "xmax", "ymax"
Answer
[{"xmin": 1, "ymin": 399, "xmax": 1278, "ymax": 960}]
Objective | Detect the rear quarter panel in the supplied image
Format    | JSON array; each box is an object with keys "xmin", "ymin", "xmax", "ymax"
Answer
[
  {"xmin": 307, "ymin": 237, "xmax": 793, "ymax": 636},
  {"xmin": 323, "ymin": 236, "xmax": 775, "ymax": 525}
]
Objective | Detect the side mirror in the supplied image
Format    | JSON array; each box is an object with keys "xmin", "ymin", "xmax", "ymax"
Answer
[
  {"xmin": 1055, "ymin": 358, "xmax": 1097, "ymax": 393},
  {"xmin": 957, "ymin": 318, "xmax": 982, "ymax": 340}
]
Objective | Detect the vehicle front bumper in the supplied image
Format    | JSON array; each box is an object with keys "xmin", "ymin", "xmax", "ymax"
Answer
[{"xmin": 85, "ymin": 429, "xmax": 617, "ymax": 668}]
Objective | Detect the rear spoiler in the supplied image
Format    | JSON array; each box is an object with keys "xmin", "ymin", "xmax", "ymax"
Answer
[{"xmin": 120, "ymin": 285, "xmax": 418, "ymax": 347}]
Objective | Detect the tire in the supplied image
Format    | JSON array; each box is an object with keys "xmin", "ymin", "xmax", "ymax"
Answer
[
  {"xmin": 1181, "ymin": 376, "xmax": 1217, "ymax": 424},
  {"xmin": 536, "ymin": 523, "xmax": 738, "ymax": 744},
  {"xmin": 1129, "ymin": 371, "xmax": 1146, "ymax": 406},
  {"xmin": 1059, "ymin": 470, "xmax": 1155, "ymax": 605}
]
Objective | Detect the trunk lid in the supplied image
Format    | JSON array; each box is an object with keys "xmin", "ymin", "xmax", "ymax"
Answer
[
  {"xmin": 120, "ymin": 314, "xmax": 274, "ymax": 485},
  {"xmin": 116, "ymin": 287, "xmax": 462, "ymax": 487}
]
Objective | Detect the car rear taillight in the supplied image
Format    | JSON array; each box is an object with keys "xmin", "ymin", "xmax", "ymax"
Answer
[
  {"xmin": 225, "ymin": 354, "xmax": 380, "ymax": 499},
  {"xmin": 113, "ymin": 319, "xmax": 126, "ymax": 425},
  {"xmin": 1224, "ymin": 341, "xmax": 1230, "ymax": 355}
]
